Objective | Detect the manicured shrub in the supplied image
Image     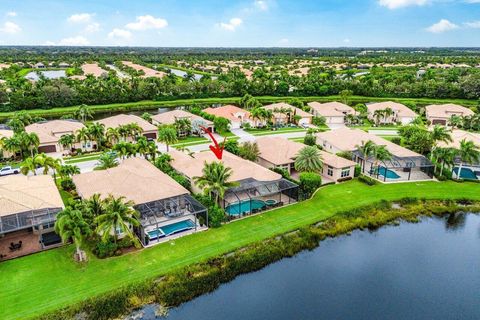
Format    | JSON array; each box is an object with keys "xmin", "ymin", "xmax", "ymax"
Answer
[
  {"xmin": 354, "ymin": 165, "xmax": 361, "ymax": 177},
  {"xmin": 221, "ymin": 139, "xmax": 239, "ymax": 155},
  {"xmin": 299, "ymin": 172, "xmax": 322, "ymax": 199},
  {"xmin": 60, "ymin": 178, "xmax": 76, "ymax": 191},
  {"xmin": 390, "ymin": 137, "xmax": 402, "ymax": 145},
  {"xmin": 207, "ymin": 205, "xmax": 226, "ymax": 228},
  {"xmin": 213, "ymin": 117, "xmax": 230, "ymax": 132},
  {"xmin": 358, "ymin": 174, "xmax": 377, "ymax": 186},
  {"xmin": 93, "ymin": 241, "xmax": 118, "ymax": 259},
  {"xmin": 312, "ymin": 116, "xmax": 326, "ymax": 126},
  {"xmin": 303, "ymin": 133, "xmax": 316, "ymax": 146}
]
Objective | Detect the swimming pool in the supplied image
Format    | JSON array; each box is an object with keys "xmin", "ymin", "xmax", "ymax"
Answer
[
  {"xmin": 147, "ymin": 219, "xmax": 196, "ymax": 240},
  {"xmin": 453, "ymin": 167, "xmax": 479, "ymax": 180},
  {"xmin": 225, "ymin": 199, "xmax": 266, "ymax": 216},
  {"xmin": 377, "ymin": 166, "xmax": 401, "ymax": 179}
]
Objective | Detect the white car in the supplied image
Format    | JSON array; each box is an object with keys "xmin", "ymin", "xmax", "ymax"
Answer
[{"xmin": 0, "ymin": 166, "xmax": 20, "ymax": 176}]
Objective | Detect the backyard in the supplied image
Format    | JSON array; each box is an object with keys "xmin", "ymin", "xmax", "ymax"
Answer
[{"xmin": 1, "ymin": 180, "xmax": 479, "ymax": 320}]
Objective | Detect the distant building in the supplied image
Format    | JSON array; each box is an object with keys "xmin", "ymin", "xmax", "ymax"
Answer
[
  {"xmin": 425, "ymin": 104, "xmax": 474, "ymax": 126},
  {"xmin": 307, "ymin": 101, "xmax": 356, "ymax": 125},
  {"xmin": 366, "ymin": 101, "xmax": 417, "ymax": 125}
]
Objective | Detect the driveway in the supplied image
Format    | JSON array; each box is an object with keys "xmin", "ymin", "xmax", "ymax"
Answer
[
  {"xmin": 231, "ymin": 128, "xmax": 255, "ymax": 142},
  {"xmin": 368, "ymin": 129, "xmax": 399, "ymax": 136},
  {"xmin": 326, "ymin": 123, "xmax": 346, "ymax": 129}
]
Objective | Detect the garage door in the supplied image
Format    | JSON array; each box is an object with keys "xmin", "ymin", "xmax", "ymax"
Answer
[
  {"xmin": 38, "ymin": 145, "xmax": 56, "ymax": 153},
  {"xmin": 143, "ymin": 132, "xmax": 157, "ymax": 140},
  {"xmin": 432, "ymin": 119, "xmax": 447, "ymax": 125}
]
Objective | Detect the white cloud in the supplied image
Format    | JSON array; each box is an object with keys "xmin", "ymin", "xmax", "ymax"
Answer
[
  {"xmin": 85, "ymin": 22, "xmax": 100, "ymax": 33},
  {"xmin": 125, "ymin": 15, "xmax": 168, "ymax": 30},
  {"xmin": 343, "ymin": 38, "xmax": 351, "ymax": 43},
  {"xmin": 378, "ymin": 0, "xmax": 429, "ymax": 9},
  {"xmin": 254, "ymin": 0, "xmax": 269, "ymax": 11},
  {"xmin": 67, "ymin": 13, "xmax": 93, "ymax": 23},
  {"xmin": 59, "ymin": 36, "xmax": 90, "ymax": 46},
  {"xmin": 279, "ymin": 38, "xmax": 289, "ymax": 44},
  {"xmin": 464, "ymin": 20, "xmax": 480, "ymax": 28},
  {"xmin": 108, "ymin": 28, "xmax": 132, "ymax": 40},
  {"xmin": 44, "ymin": 41, "xmax": 56, "ymax": 46},
  {"xmin": 217, "ymin": 18, "xmax": 243, "ymax": 31},
  {"xmin": 0, "ymin": 21, "xmax": 21, "ymax": 34},
  {"xmin": 6, "ymin": 11, "xmax": 17, "ymax": 17},
  {"xmin": 426, "ymin": 19, "xmax": 459, "ymax": 33}
]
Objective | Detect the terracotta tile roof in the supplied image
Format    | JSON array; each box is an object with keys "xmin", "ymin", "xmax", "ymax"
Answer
[
  {"xmin": 97, "ymin": 114, "xmax": 157, "ymax": 132},
  {"xmin": 308, "ymin": 101, "xmax": 356, "ymax": 117},
  {"xmin": 0, "ymin": 175, "xmax": 64, "ymax": 217},
  {"xmin": 73, "ymin": 158, "xmax": 188, "ymax": 204},
  {"xmin": 203, "ymin": 105, "xmax": 251, "ymax": 122},
  {"xmin": 152, "ymin": 110, "xmax": 213, "ymax": 126},
  {"xmin": 317, "ymin": 127, "xmax": 421, "ymax": 158},
  {"xmin": 26, "ymin": 120, "xmax": 85, "ymax": 144},
  {"xmin": 263, "ymin": 103, "xmax": 313, "ymax": 118},
  {"xmin": 366, "ymin": 101, "xmax": 417, "ymax": 118},
  {"xmin": 437, "ymin": 130, "xmax": 480, "ymax": 149},
  {"xmin": 169, "ymin": 149, "xmax": 281, "ymax": 182},
  {"xmin": 425, "ymin": 104, "xmax": 474, "ymax": 119}
]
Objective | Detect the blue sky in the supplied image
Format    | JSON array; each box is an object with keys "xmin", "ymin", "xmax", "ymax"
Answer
[{"xmin": 0, "ymin": 0, "xmax": 479, "ymax": 47}]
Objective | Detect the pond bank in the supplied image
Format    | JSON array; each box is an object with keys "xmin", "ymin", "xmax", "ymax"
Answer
[{"xmin": 36, "ymin": 198, "xmax": 480, "ymax": 320}]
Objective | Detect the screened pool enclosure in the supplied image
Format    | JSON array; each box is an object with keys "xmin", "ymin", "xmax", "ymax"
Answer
[
  {"xmin": 134, "ymin": 194, "xmax": 207, "ymax": 246},
  {"xmin": 222, "ymin": 178, "xmax": 299, "ymax": 218},
  {"xmin": 353, "ymin": 151, "xmax": 434, "ymax": 182}
]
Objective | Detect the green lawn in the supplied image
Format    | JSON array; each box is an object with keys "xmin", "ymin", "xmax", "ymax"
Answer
[
  {"xmin": 1, "ymin": 95, "xmax": 477, "ymax": 121},
  {"xmin": 172, "ymin": 136, "xmax": 208, "ymax": 147},
  {"xmin": 1, "ymin": 180, "xmax": 479, "ymax": 319},
  {"xmin": 245, "ymin": 127, "xmax": 307, "ymax": 136},
  {"xmin": 64, "ymin": 154, "xmax": 102, "ymax": 164}
]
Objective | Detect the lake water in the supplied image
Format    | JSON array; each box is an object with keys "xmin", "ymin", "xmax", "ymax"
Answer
[
  {"xmin": 25, "ymin": 70, "xmax": 66, "ymax": 81},
  {"xmin": 129, "ymin": 213, "xmax": 480, "ymax": 320}
]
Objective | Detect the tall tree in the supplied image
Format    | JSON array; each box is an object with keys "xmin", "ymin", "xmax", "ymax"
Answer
[
  {"xmin": 455, "ymin": 139, "xmax": 480, "ymax": 179},
  {"xmin": 74, "ymin": 104, "xmax": 94, "ymax": 123},
  {"xmin": 95, "ymin": 195, "xmax": 140, "ymax": 243},
  {"xmin": 55, "ymin": 207, "xmax": 92, "ymax": 262},
  {"xmin": 157, "ymin": 126, "xmax": 178, "ymax": 152},
  {"xmin": 193, "ymin": 162, "xmax": 239, "ymax": 203}
]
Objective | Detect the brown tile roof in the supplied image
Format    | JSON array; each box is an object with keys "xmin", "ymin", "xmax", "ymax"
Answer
[
  {"xmin": 366, "ymin": 101, "xmax": 417, "ymax": 118},
  {"xmin": 73, "ymin": 158, "xmax": 188, "ymax": 204},
  {"xmin": 152, "ymin": 110, "xmax": 213, "ymax": 126},
  {"xmin": 307, "ymin": 101, "xmax": 356, "ymax": 117},
  {"xmin": 26, "ymin": 120, "xmax": 85, "ymax": 144},
  {"xmin": 97, "ymin": 114, "xmax": 157, "ymax": 132},
  {"xmin": 317, "ymin": 127, "xmax": 421, "ymax": 158},
  {"xmin": 425, "ymin": 104, "xmax": 474, "ymax": 119},
  {"xmin": 169, "ymin": 149, "xmax": 281, "ymax": 182},
  {"xmin": 319, "ymin": 150, "xmax": 356, "ymax": 169},
  {"xmin": 0, "ymin": 175, "xmax": 64, "ymax": 217}
]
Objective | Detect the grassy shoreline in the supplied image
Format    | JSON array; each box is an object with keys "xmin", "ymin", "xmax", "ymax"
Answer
[
  {"xmin": 1, "ymin": 180, "xmax": 480, "ymax": 319},
  {"xmin": 0, "ymin": 95, "xmax": 477, "ymax": 121}
]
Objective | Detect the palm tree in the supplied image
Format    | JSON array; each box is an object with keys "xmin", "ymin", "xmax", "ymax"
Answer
[
  {"xmin": 113, "ymin": 141, "xmax": 133, "ymax": 159},
  {"xmin": 76, "ymin": 128, "xmax": 91, "ymax": 150},
  {"xmin": 95, "ymin": 195, "xmax": 140, "ymax": 243},
  {"xmin": 17, "ymin": 131, "xmax": 39, "ymax": 158},
  {"xmin": 373, "ymin": 110, "xmax": 384, "ymax": 126},
  {"xmin": 141, "ymin": 112, "xmax": 152, "ymax": 123},
  {"xmin": 356, "ymin": 140, "xmax": 376, "ymax": 172},
  {"xmin": 7, "ymin": 118, "xmax": 25, "ymax": 133},
  {"xmin": 58, "ymin": 164, "xmax": 80, "ymax": 178},
  {"xmin": 173, "ymin": 118, "xmax": 192, "ymax": 137},
  {"xmin": 105, "ymin": 127, "xmax": 120, "ymax": 145},
  {"xmin": 74, "ymin": 104, "xmax": 94, "ymax": 123},
  {"xmin": 193, "ymin": 161, "xmax": 239, "ymax": 204},
  {"xmin": 87, "ymin": 122, "xmax": 105, "ymax": 149},
  {"xmin": 432, "ymin": 147, "xmax": 457, "ymax": 175},
  {"xmin": 135, "ymin": 136, "xmax": 150, "ymax": 158},
  {"xmin": 383, "ymin": 107, "xmax": 394, "ymax": 123},
  {"xmin": 20, "ymin": 154, "xmax": 44, "ymax": 176},
  {"xmin": 117, "ymin": 125, "xmax": 131, "ymax": 141},
  {"xmin": 41, "ymin": 155, "xmax": 61, "ymax": 178},
  {"xmin": 54, "ymin": 207, "xmax": 92, "ymax": 262},
  {"xmin": 95, "ymin": 152, "xmax": 119, "ymax": 170},
  {"xmin": 455, "ymin": 139, "xmax": 480, "ymax": 179},
  {"xmin": 294, "ymin": 146, "xmax": 323, "ymax": 173},
  {"xmin": 157, "ymin": 126, "xmax": 178, "ymax": 152},
  {"xmin": 59, "ymin": 134, "xmax": 75, "ymax": 153},
  {"xmin": 1, "ymin": 136, "xmax": 21, "ymax": 159},
  {"xmin": 431, "ymin": 125, "xmax": 452, "ymax": 145},
  {"xmin": 239, "ymin": 141, "xmax": 260, "ymax": 161},
  {"xmin": 371, "ymin": 145, "xmax": 392, "ymax": 175},
  {"xmin": 127, "ymin": 123, "xmax": 143, "ymax": 139},
  {"xmin": 449, "ymin": 115, "xmax": 462, "ymax": 129}
]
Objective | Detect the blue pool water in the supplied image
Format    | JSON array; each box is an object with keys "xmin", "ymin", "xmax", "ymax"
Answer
[
  {"xmin": 453, "ymin": 167, "xmax": 479, "ymax": 180},
  {"xmin": 147, "ymin": 220, "xmax": 196, "ymax": 240},
  {"xmin": 377, "ymin": 166, "xmax": 401, "ymax": 179},
  {"xmin": 225, "ymin": 199, "xmax": 266, "ymax": 216}
]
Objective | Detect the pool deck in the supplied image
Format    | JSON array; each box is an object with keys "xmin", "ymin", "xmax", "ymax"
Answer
[
  {"xmin": 143, "ymin": 225, "xmax": 208, "ymax": 248},
  {"xmin": 368, "ymin": 169, "xmax": 434, "ymax": 183}
]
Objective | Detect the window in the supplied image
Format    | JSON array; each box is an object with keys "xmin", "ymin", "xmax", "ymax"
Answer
[
  {"xmin": 341, "ymin": 167, "xmax": 350, "ymax": 178},
  {"xmin": 327, "ymin": 166, "xmax": 333, "ymax": 176}
]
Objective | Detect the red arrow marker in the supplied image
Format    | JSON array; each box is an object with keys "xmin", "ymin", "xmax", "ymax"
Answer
[{"xmin": 201, "ymin": 126, "xmax": 225, "ymax": 160}]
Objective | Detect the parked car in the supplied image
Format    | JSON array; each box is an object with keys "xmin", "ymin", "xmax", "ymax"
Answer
[{"xmin": 0, "ymin": 166, "xmax": 20, "ymax": 176}]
